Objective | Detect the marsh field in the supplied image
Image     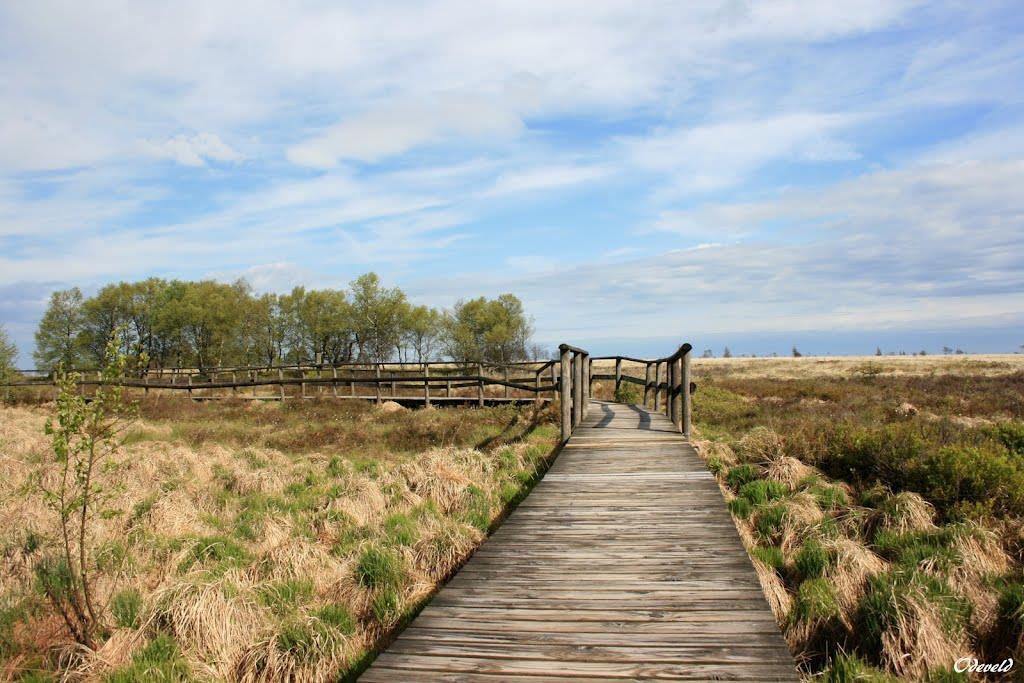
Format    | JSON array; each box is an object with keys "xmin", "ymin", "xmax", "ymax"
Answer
[{"xmin": 2, "ymin": 354, "xmax": 1023, "ymax": 681}]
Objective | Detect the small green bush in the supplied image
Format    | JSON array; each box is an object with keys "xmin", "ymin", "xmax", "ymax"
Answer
[
  {"xmin": 993, "ymin": 421, "xmax": 1024, "ymax": 456},
  {"xmin": 726, "ymin": 464, "xmax": 759, "ymax": 490},
  {"xmin": 110, "ymin": 588, "xmax": 143, "ymax": 628},
  {"xmin": 356, "ymin": 545, "xmax": 405, "ymax": 591},
  {"xmin": 739, "ymin": 479, "xmax": 787, "ymax": 505},
  {"xmin": 613, "ymin": 383, "xmax": 642, "ymax": 404},
  {"xmin": 706, "ymin": 456, "xmax": 724, "ymax": 476}
]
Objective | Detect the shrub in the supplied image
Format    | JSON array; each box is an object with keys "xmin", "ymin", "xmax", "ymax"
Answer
[
  {"xmin": 726, "ymin": 464, "xmax": 759, "ymax": 490},
  {"xmin": 739, "ymin": 479, "xmax": 787, "ymax": 505},
  {"xmin": 613, "ymin": 382, "xmax": 642, "ymax": 404},
  {"xmin": 993, "ymin": 421, "xmax": 1024, "ymax": 456},
  {"xmin": 110, "ymin": 588, "xmax": 143, "ymax": 629}
]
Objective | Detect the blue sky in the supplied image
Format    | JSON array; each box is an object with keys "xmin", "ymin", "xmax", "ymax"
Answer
[{"xmin": 2, "ymin": 1, "xmax": 1024, "ymax": 364}]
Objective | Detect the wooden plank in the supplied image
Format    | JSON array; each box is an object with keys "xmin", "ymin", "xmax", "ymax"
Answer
[{"xmin": 360, "ymin": 400, "xmax": 797, "ymax": 681}]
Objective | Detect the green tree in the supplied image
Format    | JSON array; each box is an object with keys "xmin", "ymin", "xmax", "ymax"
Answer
[
  {"xmin": 0, "ymin": 323, "xmax": 16, "ymax": 397},
  {"xmin": 443, "ymin": 294, "xmax": 533, "ymax": 364},
  {"xmin": 34, "ymin": 288, "xmax": 85, "ymax": 371},
  {"xmin": 291, "ymin": 287, "xmax": 355, "ymax": 364},
  {"xmin": 168, "ymin": 280, "xmax": 248, "ymax": 371},
  {"xmin": 350, "ymin": 273, "xmax": 409, "ymax": 362},
  {"xmin": 402, "ymin": 305, "xmax": 443, "ymax": 362}
]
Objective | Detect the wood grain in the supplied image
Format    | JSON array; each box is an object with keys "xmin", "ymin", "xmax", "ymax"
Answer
[{"xmin": 359, "ymin": 401, "xmax": 797, "ymax": 681}]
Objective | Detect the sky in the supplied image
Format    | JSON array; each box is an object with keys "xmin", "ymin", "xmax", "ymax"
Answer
[{"xmin": 2, "ymin": 1, "xmax": 1024, "ymax": 365}]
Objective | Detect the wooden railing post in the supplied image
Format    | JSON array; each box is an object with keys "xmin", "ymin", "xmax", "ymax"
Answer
[
  {"xmin": 187, "ymin": 373, "xmax": 193, "ymax": 400},
  {"xmin": 424, "ymin": 363, "xmax": 431, "ymax": 407},
  {"xmin": 375, "ymin": 364, "xmax": 382, "ymax": 405},
  {"xmin": 503, "ymin": 366, "xmax": 509, "ymax": 399},
  {"xmin": 671, "ymin": 356, "xmax": 683, "ymax": 430},
  {"xmin": 332, "ymin": 366, "xmax": 339, "ymax": 398},
  {"xmin": 277, "ymin": 368, "xmax": 284, "ymax": 401},
  {"xmin": 667, "ymin": 359, "xmax": 677, "ymax": 422},
  {"xmin": 614, "ymin": 357, "xmax": 622, "ymax": 395},
  {"xmin": 559, "ymin": 346, "xmax": 572, "ymax": 442},
  {"xmin": 477, "ymin": 363, "xmax": 484, "ymax": 407},
  {"xmin": 681, "ymin": 347, "xmax": 692, "ymax": 438},
  {"xmin": 643, "ymin": 363, "xmax": 651, "ymax": 406},
  {"xmin": 572, "ymin": 352, "xmax": 583, "ymax": 428},
  {"xmin": 653, "ymin": 362, "xmax": 661, "ymax": 412},
  {"xmin": 583, "ymin": 353, "xmax": 591, "ymax": 416}
]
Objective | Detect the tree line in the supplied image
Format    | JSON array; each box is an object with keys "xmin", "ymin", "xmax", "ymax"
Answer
[{"xmin": 32, "ymin": 273, "xmax": 539, "ymax": 372}]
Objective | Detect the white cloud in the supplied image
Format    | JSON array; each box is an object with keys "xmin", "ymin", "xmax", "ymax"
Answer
[
  {"xmin": 622, "ymin": 113, "xmax": 859, "ymax": 195},
  {"xmin": 483, "ymin": 164, "xmax": 611, "ymax": 197},
  {"xmin": 146, "ymin": 133, "xmax": 243, "ymax": 167},
  {"xmin": 287, "ymin": 95, "xmax": 523, "ymax": 167}
]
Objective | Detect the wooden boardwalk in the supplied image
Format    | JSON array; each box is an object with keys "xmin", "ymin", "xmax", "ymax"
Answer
[{"xmin": 361, "ymin": 401, "xmax": 798, "ymax": 681}]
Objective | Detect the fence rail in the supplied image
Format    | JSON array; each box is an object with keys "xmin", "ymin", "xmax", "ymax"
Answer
[{"xmin": 3, "ymin": 342, "xmax": 694, "ymax": 439}]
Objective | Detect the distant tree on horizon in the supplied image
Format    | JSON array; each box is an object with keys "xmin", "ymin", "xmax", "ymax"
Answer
[
  {"xmin": 701, "ymin": 348, "xmax": 713, "ymax": 358},
  {"xmin": 792, "ymin": 346, "xmax": 802, "ymax": 358},
  {"xmin": 723, "ymin": 347, "xmax": 732, "ymax": 358},
  {"xmin": 0, "ymin": 324, "xmax": 17, "ymax": 379},
  {"xmin": 875, "ymin": 347, "xmax": 882, "ymax": 356}
]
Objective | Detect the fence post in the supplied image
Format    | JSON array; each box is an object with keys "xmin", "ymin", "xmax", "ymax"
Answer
[
  {"xmin": 278, "ymin": 368, "xmax": 285, "ymax": 401},
  {"xmin": 188, "ymin": 373, "xmax": 193, "ymax": 400},
  {"xmin": 583, "ymin": 353, "xmax": 591, "ymax": 416},
  {"xmin": 642, "ymin": 363, "xmax": 651, "ymax": 406},
  {"xmin": 332, "ymin": 366, "xmax": 339, "ymax": 398},
  {"xmin": 503, "ymin": 366, "xmax": 509, "ymax": 399},
  {"xmin": 559, "ymin": 346, "xmax": 572, "ymax": 442},
  {"xmin": 672, "ymin": 356, "xmax": 683, "ymax": 429},
  {"xmin": 424, "ymin": 363, "xmax": 431, "ymax": 408},
  {"xmin": 667, "ymin": 359, "xmax": 676, "ymax": 422},
  {"xmin": 615, "ymin": 357, "xmax": 622, "ymax": 396},
  {"xmin": 231, "ymin": 371, "xmax": 237, "ymax": 396},
  {"xmin": 375, "ymin": 364, "xmax": 382, "ymax": 405},
  {"xmin": 572, "ymin": 352, "xmax": 583, "ymax": 428},
  {"xmin": 477, "ymin": 363, "xmax": 484, "ymax": 407},
  {"xmin": 681, "ymin": 347, "xmax": 692, "ymax": 438}
]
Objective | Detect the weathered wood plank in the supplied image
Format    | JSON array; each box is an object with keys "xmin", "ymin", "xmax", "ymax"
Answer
[{"xmin": 359, "ymin": 400, "xmax": 797, "ymax": 681}]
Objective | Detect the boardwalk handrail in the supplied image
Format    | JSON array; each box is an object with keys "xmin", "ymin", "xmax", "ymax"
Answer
[
  {"xmin": 3, "ymin": 342, "xmax": 693, "ymax": 439},
  {"xmin": 588, "ymin": 343, "xmax": 693, "ymax": 438}
]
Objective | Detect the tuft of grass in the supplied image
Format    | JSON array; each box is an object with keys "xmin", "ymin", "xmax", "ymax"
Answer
[
  {"xmin": 754, "ymin": 503, "xmax": 787, "ymax": 540},
  {"xmin": 356, "ymin": 545, "xmax": 405, "ymax": 591},
  {"xmin": 257, "ymin": 578, "xmax": 314, "ymax": 614},
  {"xmin": 110, "ymin": 588, "xmax": 144, "ymax": 629},
  {"xmin": 794, "ymin": 539, "xmax": 832, "ymax": 579},
  {"xmin": 751, "ymin": 545, "xmax": 785, "ymax": 570},
  {"xmin": 315, "ymin": 604, "xmax": 356, "ymax": 635},
  {"xmin": 177, "ymin": 535, "xmax": 250, "ymax": 573},
  {"xmin": 727, "ymin": 497, "xmax": 753, "ymax": 519},
  {"xmin": 105, "ymin": 634, "xmax": 191, "ymax": 682},
  {"xmin": 459, "ymin": 485, "xmax": 492, "ymax": 532},
  {"xmin": 383, "ymin": 513, "xmax": 417, "ymax": 547},
  {"xmin": 739, "ymin": 479, "xmax": 788, "ymax": 505},
  {"xmin": 370, "ymin": 588, "xmax": 403, "ymax": 626},
  {"xmin": 790, "ymin": 577, "xmax": 841, "ymax": 628},
  {"xmin": 726, "ymin": 464, "xmax": 760, "ymax": 490},
  {"xmin": 820, "ymin": 653, "xmax": 898, "ymax": 682}
]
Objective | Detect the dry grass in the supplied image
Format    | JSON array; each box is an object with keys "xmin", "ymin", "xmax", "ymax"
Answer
[{"xmin": 0, "ymin": 398, "xmax": 558, "ymax": 681}]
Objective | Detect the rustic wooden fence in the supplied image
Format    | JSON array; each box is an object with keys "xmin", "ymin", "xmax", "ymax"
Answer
[{"xmin": 4, "ymin": 343, "xmax": 694, "ymax": 439}]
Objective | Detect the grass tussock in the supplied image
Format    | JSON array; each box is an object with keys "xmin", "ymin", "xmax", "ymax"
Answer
[
  {"xmin": 690, "ymin": 359, "xmax": 1024, "ymax": 680},
  {"xmin": 0, "ymin": 399, "xmax": 558, "ymax": 680}
]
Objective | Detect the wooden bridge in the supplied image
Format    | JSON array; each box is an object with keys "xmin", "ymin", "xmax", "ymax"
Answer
[{"xmin": 361, "ymin": 344, "xmax": 797, "ymax": 681}]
